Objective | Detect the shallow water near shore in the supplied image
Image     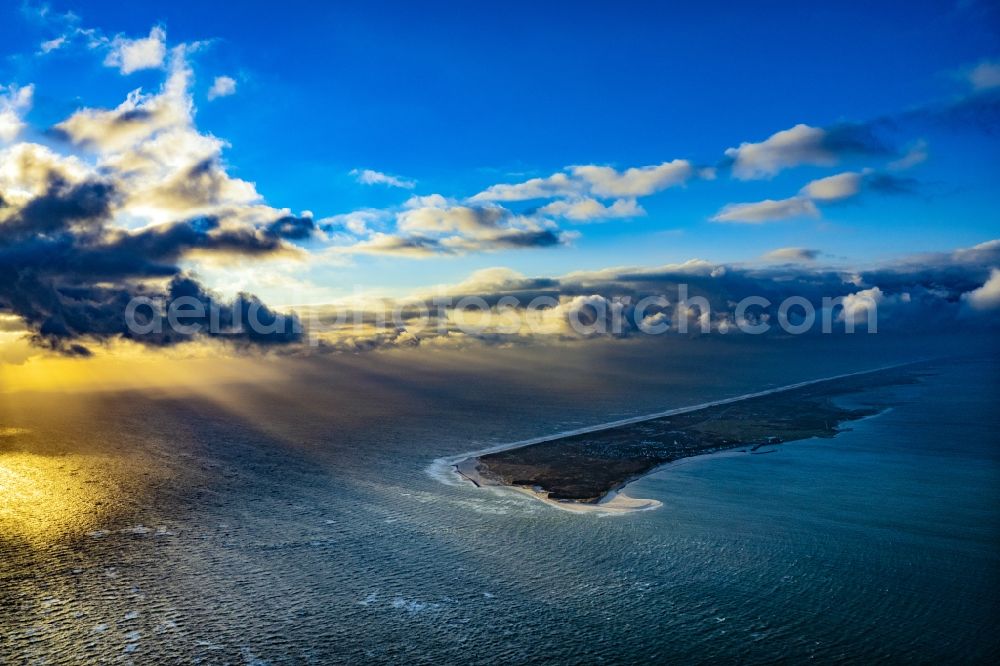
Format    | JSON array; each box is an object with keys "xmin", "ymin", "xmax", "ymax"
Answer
[{"xmin": 2, "ymin": 340, "xmax": 998, "ymax": 663}]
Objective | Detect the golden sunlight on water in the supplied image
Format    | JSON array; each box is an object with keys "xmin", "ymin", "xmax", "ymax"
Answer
[
  {"xmin": 0, "ymin": 451, "xmax": 112, "ymax": 544},
  {"xmin": 0, "ymin": 346, "xmax": 288, "ymax": 395}
]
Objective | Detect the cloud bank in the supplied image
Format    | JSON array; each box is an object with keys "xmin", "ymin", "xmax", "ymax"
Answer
[{"xmin": 297, "ymin": 240, "xmax": 1000, "ymax": 352}]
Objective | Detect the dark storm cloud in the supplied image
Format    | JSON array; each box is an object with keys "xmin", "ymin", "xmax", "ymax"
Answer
[
  {"xmin": 485, "ymin": 229, "xmax": 562, "ymax": 249},
  {"xmin": 348, "ymin": 227, "xmax": 566, "ymax": 256},
  {"xmin": 0, "ymin": 179, "xmax": 116, "ymax": 240},
  {"xmin": 0, "ymin": 178, "xmax": 303, "ymax": 354},
  {"xmin": 267, "ymin": 215, "xmax": 317, "ymax": 240},
  {"xmin": 125, "ymin": 276, "xmax": 301, "ymax": 347}
]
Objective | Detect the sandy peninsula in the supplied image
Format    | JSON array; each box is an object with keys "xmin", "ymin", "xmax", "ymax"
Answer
[{"xmin": 440, "ymin": 363, "xmax": 919, "ymax": 514}]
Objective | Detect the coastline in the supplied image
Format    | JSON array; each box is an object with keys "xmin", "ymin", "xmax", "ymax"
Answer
[
  {"xmin": 453, "ymin": 448, "xmax": 764, "ymax": 515},
  {"xmin": 452, "ymin": 452, "xmax": 664, "ymax": 514},
  {"xmin": 427, "ymin": 362, "xmax": 917, "ymax": 514}
]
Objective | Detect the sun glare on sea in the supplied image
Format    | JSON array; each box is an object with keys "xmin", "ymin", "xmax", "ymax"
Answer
[
  {"xmin": 0, "ymin": 451, "xmax": 110, "ymax": 544},
  {"xmin": 0, "ymin": 342, "xmax": 289, "ymax": 395}
]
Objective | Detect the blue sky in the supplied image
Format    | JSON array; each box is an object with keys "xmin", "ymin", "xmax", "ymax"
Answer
[{"xmin": 1, "ymin": 0, "xmax": 998, "ymax": 303}]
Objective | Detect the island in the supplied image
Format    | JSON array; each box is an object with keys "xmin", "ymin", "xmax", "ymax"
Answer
[{"xmin": 452, "ymin": 366, "xmax": 918, "ymax": 512}]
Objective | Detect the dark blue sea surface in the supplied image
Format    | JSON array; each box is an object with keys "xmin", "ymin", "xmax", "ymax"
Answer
[{"xmin": 1, "ymin": 338, "xmax": 997, "ymax": 663}]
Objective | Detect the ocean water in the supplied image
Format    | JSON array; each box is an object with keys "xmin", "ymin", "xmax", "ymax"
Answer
[{"xmin": 1, "ymin": 337, "xmax": 998, "ymax": 663}]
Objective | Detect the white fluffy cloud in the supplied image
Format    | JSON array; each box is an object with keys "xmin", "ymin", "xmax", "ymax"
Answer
[
  {"xmin": 0, "ymin": 143, "xmax": 89, "ymax": 212},
  {"xmin": 711, "ymin": 197, "xmax": 819, "ymax": 223},
  {"xmin": 800, "ymin": 171, "xmax": 863, "ymax": 202},
  {"xmin": 338, "ymin": 198, "xmax": 568, "ymax": 256},
  {"xmin": 570, "ymin": 160, "xmax": 693, "ymax": 197},
  {"xmin": 0, "ymin": 84, "xmax": 34, "ymax": 143},
  {"xmin": 319, "ymin": 209, "xmax": 388, "ymax": 236},
  {"xmin": 538, "ymin": 197, "xmax": 644, "ymax": 221},
  {"xmin": 470, "ymin": 172, "xmax": 579, "ymax": 202},
  {"xmin": 471, "ymin": 160, "xmax": 694, "ymax": 203},
  {"xmin": 397, "ymin": 204, "xmax": 506, "ymax": 235},
  {"xmin": 324, "ymin": 186, "xmax": 583, "ymax": 255},
  {"xmin": 104, "ymin": 26, "xmax": 167, "ymax": 74},
  {"xmin": 725, "ymin": 124, "xmax": 835, "ymax": 179},
  {"xmin": 207, "ymin": 76, "xmax": 237, "ymax": 100},
  {"xmin": 26, "ymin": 44, "xmax": 298, "ymax": 233},
  {"xmin": 962, "ymin": 268, "xmax": 1000, "ymax": 310},
  {"xmin": 837, "ymin": 287, "xmax": 885, "ymax": 328},
  {"xmin": 351, "ymin": 168, "xmax": 416, "ymax": 189},
  {"xmin": 58, "ymin": 47, "xmax": 192, "ymax": 153},
  {"xmin": 717, "ymin": 165, "xmax": 915, "ymax": 224}
]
